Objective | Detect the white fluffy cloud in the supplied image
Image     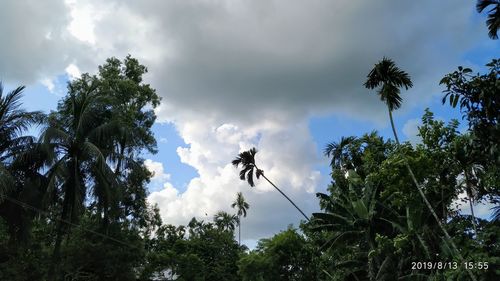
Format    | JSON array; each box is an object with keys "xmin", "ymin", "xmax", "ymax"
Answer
[
  {"xmin": 148, "ymin": 119, "xmax": 322, "ymax": 239},
  {"xmin": 144, "ymin": 159, "xmax": 171, "ymax": 182}
]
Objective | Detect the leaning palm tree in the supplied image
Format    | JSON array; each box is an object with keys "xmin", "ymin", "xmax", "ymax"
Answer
[
  {"xmin": 364, "ymin": 57, "xmax": 477, "ymax": 281},
  {"xmin": 231, "ymin": 192, "xmax": 249, "ymax": 245},
  {"xmin": 477, "ymin": 0, "xmax": 500, "ymax": 39},
  {"xmin": 232, "ymin": 148, "xmax": 309, "ymax": 221}
]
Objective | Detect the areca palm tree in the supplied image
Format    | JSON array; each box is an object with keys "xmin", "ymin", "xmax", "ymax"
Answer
[
  {"xmin": 213, "ymin": 211, "xmax": 238, "ymax": 232},
  {"xmin": 324, "ymin": 136, "xmax": 357, "ymax": 170},
  {"xmin": 364, "ymin": 57, "xmax": 412, "ymax": 144},
  {"xmin": 232, "ymin": 148, "xmax": 310, "ymax": 221},
  {"xmin": 43, "ymin": 86, "xmax": 122, "ymax": 279},
  {"xmin": 231, "ymin": 192, "xmax": 249, "ymax": 245},
  {"xmin": 364, "ymin": 58, "xmax": 477, "ymax": 281},
  {"xmin": 477, "ymin": 0, "xmax": 500, "ymax": 39}
]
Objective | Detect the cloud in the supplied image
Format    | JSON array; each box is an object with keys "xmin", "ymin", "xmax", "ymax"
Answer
[
  {"xmin": 402, "ymin": 118, "xmax": 422, "ymax": 145},
  {"xmin": 140, "ymin": 0, "xmax": 482, "ymax": 125},
  {"xmin": 0, "ymin": 0, "xmax": 87, "ymax": 84},
  {"xmin": 1, "ymin": 0, "xmax": 483, "ymax": 118},
  {"xmin": 452, "ymin": 191, "xmax": 495, "ymax": 220},
  {"xmin": 40, "ymin": 78, "xmax": 56, "ymax": 93},
  {"xmin": 144, "ymin": 159, "xmax": 171, "ymax": 182},
  {"xmin": 65, "ymin": 64, "xmax": 82, "ymax": 80}
]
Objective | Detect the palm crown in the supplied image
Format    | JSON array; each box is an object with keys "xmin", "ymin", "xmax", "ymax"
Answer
[
  {"xmin": 477, "ymin": 0, "xmax": 500, "ymax": 39},
  {"xmin": 231, "ymin": 147, "xmax": 263, "ymax": 187},
  {"xmin": 364, "ymin": 57, "xmax": 413, "ymax": 111},
  {"xmin": 231, "ymin": 192, "xmax": 249, "ymax": 218}
]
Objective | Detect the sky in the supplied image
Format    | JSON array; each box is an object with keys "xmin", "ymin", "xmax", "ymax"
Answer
[{"xmin": 1, "ymin": 0, "xmax": 498, "ymax": 247}]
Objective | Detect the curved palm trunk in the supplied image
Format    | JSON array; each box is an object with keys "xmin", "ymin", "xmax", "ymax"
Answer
[
  {"xmin": 259, "ymin": 172, "xmax": 310, "ymax": 222},
  {"xmin": 388, "ymin": 109, "xmax": 400, "ymax": 143},
  {"xmin": 388, "ymin": 107, "xmax": 477, "ymax": 281}
]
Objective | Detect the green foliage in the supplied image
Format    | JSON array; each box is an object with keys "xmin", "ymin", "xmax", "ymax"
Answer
[
  {"xmin": 143, "ymin": 217, "xmax": 242, "ymax": 281},
  {"xmin": 313, "ymin": 120, "xmax": 499, "ymax": 280},
  {"xmin": 440, "ymin": 59, "xmax": 500, "ymax": 168},
  {"xmin": 238, "ymin": 227, "xmax": 317, "ymax": 281}
]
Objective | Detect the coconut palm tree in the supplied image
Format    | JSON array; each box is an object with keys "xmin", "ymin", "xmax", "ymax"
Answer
[
  {"xmin": 231, "ymin": 192, "xmax": 249, "ymax": 245},
  {"xmin": 0, "ymin": 83, "xmax": 45, "ymax": 245},
  {"xmin": 232, "ymin": 148, "xmax": 309, "ymax": 221},
  {"xmin": 477, "ymin": 0, "xmax": 500, "ymax": 39},
  {"xmin": 364, "ymin": 58, "xmax": 477, "ymax": 281},
  {"xmin": 0, "ymin": 83, "xmax": 43, "ymax": 199},
  {"xmin": 43, "ymin": 86, "xmax": 122, "ymax": 279},
  {"xmin": 213, "ymin": 211, "xmax": 238, "ymax": 232}
]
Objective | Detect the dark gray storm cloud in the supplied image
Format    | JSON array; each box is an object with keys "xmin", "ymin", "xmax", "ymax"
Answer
[
  {"xmin": 123, "ymin": 0, "xmax": 483, "ymax": 123},
  {"xmin": 1, "ymin": 0, "xmax": 484, "ymax": 123},
  {"xmin": 0, "ymin": 0, "xmax": 83, "ymax": 83}
]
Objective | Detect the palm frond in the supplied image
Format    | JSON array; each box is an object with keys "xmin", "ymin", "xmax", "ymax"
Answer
[
  {"xmin": 477, "ymin": 0, "xmax": 500, "ymax": 39},
  {"xmin": 492, "ymin": 204, "xmax": 500, "ymax": 221}
]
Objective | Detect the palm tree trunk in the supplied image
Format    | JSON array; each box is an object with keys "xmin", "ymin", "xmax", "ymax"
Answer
[
  {"xmin": 388, "ymin": 109, "xmax": 400, "ymax": 143},
  {"xmin": 259, "ymin": 173, "xmax": 310, "ymax": 221},
  {"xmin": 469, "ymin": 196, "xmax": 477, "ymax": 232},
  {"xmin": 47, "ymin": 219, "xmax": 65, "ymax": 280},
  {"xmin": 238, "ymin": 215, "xmax": 241, "ymax": 246},
  {"xmin": 388, "ymin": 107, "xmax": 477, "ymax": 281},
  {"xmin": 465, "ymin": 171, "xmax": 478, "ymax": 234}
]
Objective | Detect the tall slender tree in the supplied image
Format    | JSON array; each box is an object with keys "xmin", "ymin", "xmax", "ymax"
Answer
[
  {"xmin": 232, "ymin": 148, "xmax": 309, "ymax": 221},
  {"xmin": 231, "ymin": 192, "xmax": 249, "ymax": 245},
  {"xmin": 477, "ymin": 0, "xmax": 500, "ymax": 39},
  {"xmin": 364, "ymin": 57, "xmax": 477, "ymax": 281}
]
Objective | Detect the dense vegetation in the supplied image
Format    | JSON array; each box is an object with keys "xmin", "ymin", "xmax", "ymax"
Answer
[{"xmin": 0, "ymin": 2, "xmax": 499, "ymax": 280}]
